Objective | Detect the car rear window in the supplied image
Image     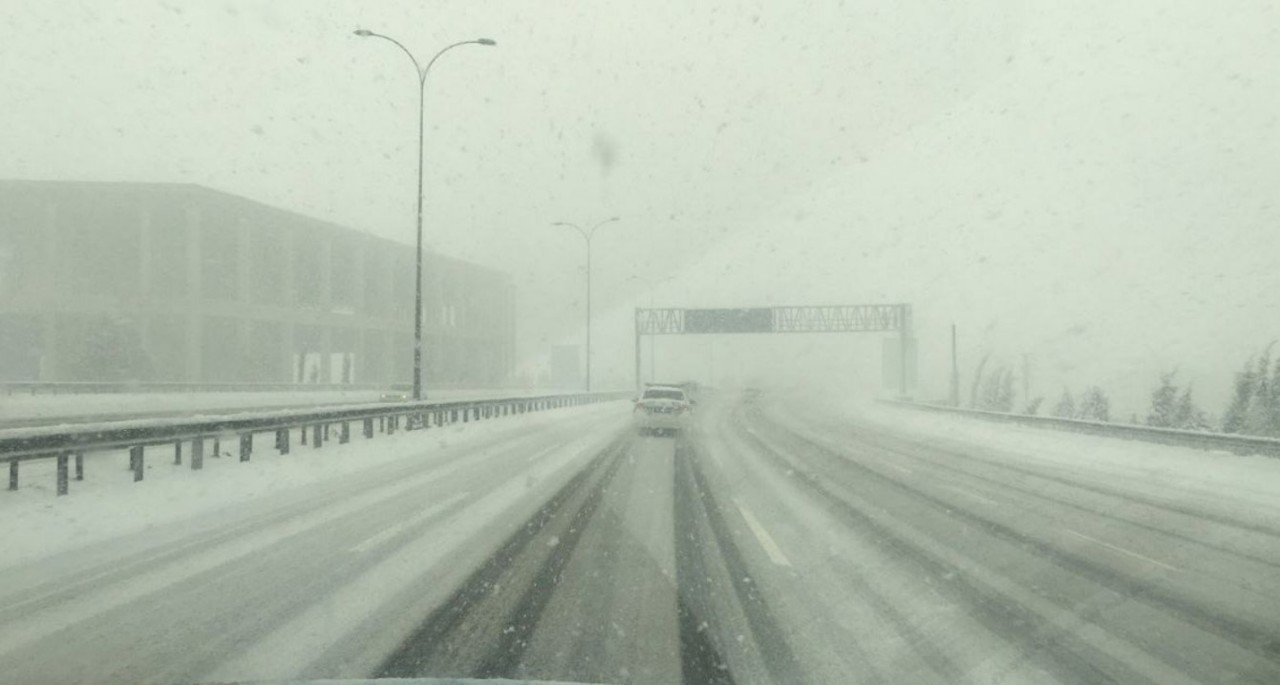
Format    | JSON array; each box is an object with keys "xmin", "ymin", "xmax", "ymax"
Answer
[{"xmin": 642, "ymin": 389, "xmax": 685, "ymax": 401}]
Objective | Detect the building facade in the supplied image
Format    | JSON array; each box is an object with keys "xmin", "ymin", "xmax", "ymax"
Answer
[{"xmin": 0, "ymin": 181, "xmax": 515, "ymax": 387}]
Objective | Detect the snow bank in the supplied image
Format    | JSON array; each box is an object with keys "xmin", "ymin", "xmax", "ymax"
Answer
[
  {"xmin": 832, "ymin": 398, "xmax": 1280, "ymax": 517},
  {"xmin": 0, "ymin": 401, "xmax": 627, "ymax": 570},
  {"xmin": 0, "ymin": 387, "xmax": 553, "ymax": 424}
]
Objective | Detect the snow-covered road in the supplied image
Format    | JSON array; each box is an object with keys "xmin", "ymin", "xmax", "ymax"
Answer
[{"xmin": 1, "ymin": 393, "xmax": 1278, "ymax": 684}]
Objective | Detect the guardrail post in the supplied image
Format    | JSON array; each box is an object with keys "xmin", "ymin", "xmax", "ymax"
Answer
[
  {"xmin": 340, "ymin": 422, "xmax": 350, "ymax": 444},
  {"xmin": 363, "ymin": 418, "xmax": 374, "ymax": 438},
  {"xmin": 8, "ymin": 460, "xmax": 16, "ymax": 490},
  {"xmin": 388, "ymin": 415, "xmax": 397, "ymax": 434},
  {"xmin": 239, "ymin": 433, "xmax": 252, "ymax": 462},
  {"xmin": 278, "ymin": 428, "xmax": 290, "ymax": 455},
  {"xmin": 191, "ymin": 438, "xmax": 204, "ymax": 470},
  {"xmin": 312, "ymin": 424, "xmax": 323, "ymax": 448},
  {"xmin": 324, "ymin": 424, "xmax": 331, "ymax": 442},
  {"xmin": 57, "ymin": 453, "xmax": 69, "ymax": 496},
  {"xmin": 379, "ymin": 416, "xmax": 385, "ymax": 433},
  {"xmin": 212, "ymin": 437, "xmax": 221, "ymax": 458},
  {"xmin": 74, "ymin": 452, "xmax": 84, "ymax": 480},
  {"xmin": 130, "ymin": 446, "xmax": 144, "ymax": 481},
  {"xmin": 174, "ymin": 441, "xmax": 182, "ymax": 465},
  {"xmin": 451, "ymin": 409, "xmax": 458, "ymax": 423}
]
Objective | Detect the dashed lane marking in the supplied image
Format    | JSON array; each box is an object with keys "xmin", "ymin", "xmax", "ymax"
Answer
[
  {"xmin": 734, "ymin": 498, "xmax": 793, "ymax": 568},
  {"xmin": 1064, "ymin": 528, "xmax": 1181, "ymax": 573},
  {"xmin": 349, "ymin": 492, "xmax": 469, "ymax": 554},
  {"xmin": 943, "ymin": 484, "xmax": 1000, "ymax": 507}
]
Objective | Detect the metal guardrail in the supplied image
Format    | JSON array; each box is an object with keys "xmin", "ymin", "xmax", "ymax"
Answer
[
  {"xmin": 3, "ymin": 391, "xmax": 631, "ymax": 497},
  {"xmin": 885, "ymin": 400, "xmax": 1280, "ymax": 457}
]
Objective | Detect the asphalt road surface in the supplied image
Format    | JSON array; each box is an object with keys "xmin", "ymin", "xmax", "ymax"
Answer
[{"xmin": 1, "ymin": 393, "xmax": 1277, "ymax": 684}]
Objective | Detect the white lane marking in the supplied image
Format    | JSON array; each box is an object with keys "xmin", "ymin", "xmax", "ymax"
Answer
[
  {"xmin": 1064, "ymin": 529, "xmax": 1181, "ymax": 573},
  {"xmin": 943, "ymin": 484, "xmax": 999, "ymax": 507},
  {"xmin": 885, "ymin": 463, "xmax": 913, "ymax": 476},
  {"xmin": 734, "ymin": 499, "xmax": 793, "ymax": 568},
  {"xmin": 348, "ymin": 492, "xmax": 469, "ymax": 554}
]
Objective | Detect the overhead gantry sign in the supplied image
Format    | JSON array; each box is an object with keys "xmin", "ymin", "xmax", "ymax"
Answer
[{"xmin": 633, "ymin": 304, "xmax": 914, "ymax": 394}]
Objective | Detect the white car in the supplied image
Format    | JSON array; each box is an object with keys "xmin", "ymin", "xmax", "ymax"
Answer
[{"xmin": 633, "ymin": 385, "xmax": 695, "ymax": 436}]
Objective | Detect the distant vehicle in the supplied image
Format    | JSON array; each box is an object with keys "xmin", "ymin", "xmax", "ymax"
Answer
[
  {"xmin": 646, "ymin": 380, "xmax": 701, "ymax": 402},
  {"xmin": 633, "ymin": 385, "xmax": 695, "ymax": 436}
]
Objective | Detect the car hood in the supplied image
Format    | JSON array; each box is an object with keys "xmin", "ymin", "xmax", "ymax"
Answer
[{"xmin": 211, "ymin": 679, "xmax": 609, "ymax": 685}]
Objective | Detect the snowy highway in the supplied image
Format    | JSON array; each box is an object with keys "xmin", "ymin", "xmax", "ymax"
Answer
[{"xmin": 1, "ymin": 394, "xmax": 1279, "ymax": 684}]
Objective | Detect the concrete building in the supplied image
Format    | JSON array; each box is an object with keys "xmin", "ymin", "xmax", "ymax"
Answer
[{"xmin": 0, "ymin": 180, "xmax": 515, "ymax": 387}]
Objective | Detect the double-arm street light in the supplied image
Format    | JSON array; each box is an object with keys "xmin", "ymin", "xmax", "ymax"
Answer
[
  {"xmin": 551, "ymin": 217, "xmax": 620, "ymax": 392},
  {"xmin": 354, "ymin": 29, "xmax": 496, "ymax": 400}
]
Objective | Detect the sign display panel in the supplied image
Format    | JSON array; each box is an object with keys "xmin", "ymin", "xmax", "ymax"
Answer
[{"xmin": 683, "ymin": 308, "xmax": 773, "ymax": 334}]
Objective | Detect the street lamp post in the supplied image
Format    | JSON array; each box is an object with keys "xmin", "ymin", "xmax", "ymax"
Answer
[
  {"xmin": 629, "ymin": 275, "xmax": 661, "ymax": 383},
  {"xmin": 354, "ymin": 29, "xmax": 496, "ymax": 401},
  {"xmin": 552, "ymin": 217, "xmax": 620, "ymax": 392}
]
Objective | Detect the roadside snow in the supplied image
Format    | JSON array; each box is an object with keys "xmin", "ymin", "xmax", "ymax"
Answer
[
  {"xmin": 0, "ymin": 401, "xmax": 627, "ymax": 570},
  {"xmin": 833, "ymin": 398, "xmax": 1280, "ymax": 518},
  {"xmin": 0, "ymin": 387, "xmax": 553, "ymax": 424}
]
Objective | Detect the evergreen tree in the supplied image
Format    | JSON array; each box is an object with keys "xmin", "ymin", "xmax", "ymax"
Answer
[
  {"xmin": 1024, "ymin": 397, "xmax": 1044, "ymax": 416},
  {"xmin": 1245, "ymin": 352, "xmax": 1274, "ymax": 436},
  {"xmin": 1078, "ymin": 386, "xmax": 1111, "ymax": 422},
  {"xmin": 969, "ymin": 353, "xmax": 991, "ymax": 409},
  {"xmin": 976, "ymin": 365, "xmax": 1016, "ymax": 412},
  {"xmin": 978, "ymin": 365, "xmax": 1003, "ymax": 410},
  {"xmin": 1146, "ymin": 371, "xmax": 1179, "ymax": 427},
  {"xmin": 998, "ymin": 368, "xmax": 1017, "ymax": 412},
  {"xmin": 1054, "ymin": 388, "xmax": 1075, "ymax": 419},
  {"xmin": 1222, "ymin": 357, "xmax": 1256, "ymax": 434},
  {"xmin": 1271, "ymin": 359, "xmax": 1280, "ymax": 435},
  {"xmin": 1174, "ymin": 386, "xmax": 1210, "ymax": 431}
]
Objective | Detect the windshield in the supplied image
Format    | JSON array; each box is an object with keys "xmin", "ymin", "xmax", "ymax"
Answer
[{"xmin": 2, "ymin": 2, "xmax": 1279, "ymax": 685}]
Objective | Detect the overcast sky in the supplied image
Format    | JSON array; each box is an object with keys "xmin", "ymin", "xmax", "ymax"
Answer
[{"xmin": 3, "ymin": 1, "xmax": 1278, "ymax": 414}]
